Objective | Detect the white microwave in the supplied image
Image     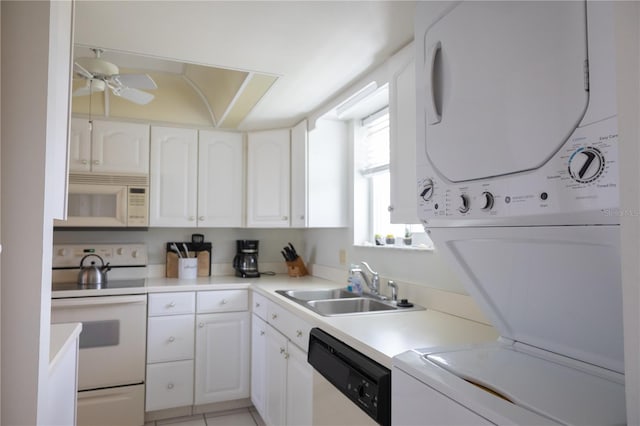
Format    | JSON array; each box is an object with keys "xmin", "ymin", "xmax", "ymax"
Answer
[{"xmin": 54, "ymin": 173, "xmax": 149, "ymax": 227}]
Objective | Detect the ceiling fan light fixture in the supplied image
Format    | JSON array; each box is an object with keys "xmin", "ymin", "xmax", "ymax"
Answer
[{"xmin": 76, "ymin": 57, "xmax": 120, "ymax": 77}]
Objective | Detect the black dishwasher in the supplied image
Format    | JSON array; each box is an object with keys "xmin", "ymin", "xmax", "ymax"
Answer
[{"xmin": 308, "ymin": 328, "xmax": 391, "ymax": 426}]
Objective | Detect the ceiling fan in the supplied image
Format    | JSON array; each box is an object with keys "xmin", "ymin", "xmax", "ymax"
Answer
[{"xmin": 73, "ymin": 48, "xmax": 158, "ymax": 105}]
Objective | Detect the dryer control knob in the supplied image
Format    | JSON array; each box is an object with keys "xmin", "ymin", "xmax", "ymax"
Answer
[
  {"xmin": 419, "ymin": 179, "xmax": 434, "ymax": 201},
  {"xmin": 480, "ymin": 192, "xmax": 494, "ymax": 211},
  {"xmin": 568, "ymin": 146, "xmax": 605, "ymax": 183},
  {"xmin": 459, "ymin": 194, "xmax": 470, "ymax": 214}
]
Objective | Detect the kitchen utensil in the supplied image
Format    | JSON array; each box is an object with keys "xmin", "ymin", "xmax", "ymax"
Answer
[
  {"xmin": 182, "ymin": 243, "xmax": 190, "ymax": 258},
  {"xmin": 288, "ymin": 242, "xmax": 298, "ymax": 258},
  {"xmin": 171, "ymin": 243, "xmax": 183, "ymax": 258},
  {"xmin": 77, "ymin": 254, "xmax": 111, "ymax": 286}
]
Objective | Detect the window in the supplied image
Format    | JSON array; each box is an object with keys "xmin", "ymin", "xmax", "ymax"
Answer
[{"xmin": 354, "ymin": 105, "xmax": 426, "ymax": 247}]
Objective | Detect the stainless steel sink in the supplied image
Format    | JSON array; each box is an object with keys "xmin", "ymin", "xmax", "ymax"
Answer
[
  {"xmin": 307, "ymin": 298, "xmax": 397, "ymax": 315},
  {"xmin": 276, "ymin": 288, "xmax": 359, "ymax": 301},
  {"xmin": 275, "ymin": 288, "xmax": 425, "ymax": 316}
]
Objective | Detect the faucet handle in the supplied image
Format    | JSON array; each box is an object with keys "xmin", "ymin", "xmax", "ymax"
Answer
[
  {"xmin": 387, "ymin": 280, "xmax": 398, "ymax": 301},
  {"xmin": 361, "ymin": 261, "xmax": 377, "ymax": 276}
]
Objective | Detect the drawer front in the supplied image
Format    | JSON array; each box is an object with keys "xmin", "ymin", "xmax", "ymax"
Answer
[
  {"xmin": 267, "ymin": 303, "xmax": 313, "ymax": 351},
  {"xmin": 252, "ymin": 292, "xmax": 268, "ymax": 320},
  {"xmin": 145, "ymin": 360, "xmax": 194, "ymax": 412},
  {"xmin": 147, "ymin": 315, "xmax": 194, "ymax": 363},
  {"xmin": 197, "ymin": 290, "xmax": 248, "ymax": 313},
  {"xmin": 148, "ymin": 292, "xmax": 195, "ymax": 316}
]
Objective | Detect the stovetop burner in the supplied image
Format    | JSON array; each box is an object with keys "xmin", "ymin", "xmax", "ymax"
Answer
[{"xmin": 52, "ymin": 279, "xmax": 146, "ymax": 292}]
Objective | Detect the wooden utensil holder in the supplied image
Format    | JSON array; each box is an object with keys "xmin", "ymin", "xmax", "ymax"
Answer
[{"xmin": 286, "ymin": 257, "xmax": 308, "ymax": 277}]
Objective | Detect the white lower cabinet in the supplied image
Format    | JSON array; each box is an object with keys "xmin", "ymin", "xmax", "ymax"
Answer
[
  {"xmin": 251, "ymin": 292, "xmax": 313, "ymax": 426},
  {"xmin": 145, "ymin": 290, "xmax": 249, "ymax": 412},
  {"xmin": 195, "ymin": 311, "xmax": 250, "ymax": 404}
]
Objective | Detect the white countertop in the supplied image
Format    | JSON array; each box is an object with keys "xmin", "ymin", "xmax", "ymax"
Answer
[
  {"xmin": 50, "ymin": 322, "xmax": 82, "ymax": 372},
  {"xmin": 52, "ymin": 274, "xmax": 498, "ymax": 368}
]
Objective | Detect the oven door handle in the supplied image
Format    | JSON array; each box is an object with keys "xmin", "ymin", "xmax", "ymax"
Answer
[{"xmin": 52, "ymin": 295, "xmax": 147, "ymax": 308}]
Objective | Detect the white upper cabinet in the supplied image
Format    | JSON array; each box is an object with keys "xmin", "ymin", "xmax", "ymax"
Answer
[
  {"xmin": 290, "ymin": 121, "xmax": 308, "ymax": 228},
  {"xmin": 69, "ymin": 119, "xmax": 150, "ymax": 175},
  {"xmin": 198, "ymin": 130, "xmax": 244, "ymax": 227},
  {"xmin": 388, "ymin": 42, "xmax": 419, "ymax": 224},
  {"xmin": 246, "ymin": 129, "xmax": 291, "ymax": 228},
  {"xmin": 290, "ymin": 118, "xmax": 348, "ymax": 228},
  {"xmin": 150, "ymin": 127, "xmax": 244, "ymax": 227},
  {"xmin": 150, "ymin": 126, "xmax": 198, "ymax": 227}
]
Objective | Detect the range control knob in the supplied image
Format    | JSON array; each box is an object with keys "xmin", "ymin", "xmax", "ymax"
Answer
[
  {"xmin": 419, "ymin": 179, "xmax": 434, "ymax": 201},
  {"xmin": 568, "ymin": 147, "xmax": 605, "ymax": 183},
  {"xmin": 459, "ymin": 194, "xmax": 470, "ymax": 214},
  {"xmin": 480, "ymin": 191, "xmax": 494, "ymax": 211}
]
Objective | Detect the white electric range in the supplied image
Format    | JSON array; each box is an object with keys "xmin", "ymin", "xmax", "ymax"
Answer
[{"xmin": 51, "ymin": 243, "xmax": 148, "ymax": 426}]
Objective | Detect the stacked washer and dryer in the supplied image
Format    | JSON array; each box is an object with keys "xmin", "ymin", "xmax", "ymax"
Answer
[{"xmin": 392, "ymin": 1, "xmax": 626, "ymax": 425}]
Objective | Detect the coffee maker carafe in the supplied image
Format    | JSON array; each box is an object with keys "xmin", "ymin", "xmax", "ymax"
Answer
[{"xmin": 233, "ymin": 240, "xmax": 260, "ymax": 278}]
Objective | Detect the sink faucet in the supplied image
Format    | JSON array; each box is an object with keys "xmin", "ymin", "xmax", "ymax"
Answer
[{"xmin": 350, "ymin": 261, "xmax": 380, "ymax": 295}]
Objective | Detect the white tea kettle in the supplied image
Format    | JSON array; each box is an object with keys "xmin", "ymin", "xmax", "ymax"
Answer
[{"xmin": 78, "ymin": 254, "xmax": 111, "ymax": 286}]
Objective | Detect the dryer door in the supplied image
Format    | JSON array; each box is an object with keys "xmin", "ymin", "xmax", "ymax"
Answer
[{"xmin": 421, "ymin": 1, "xmax": 588, "ymax": 182}]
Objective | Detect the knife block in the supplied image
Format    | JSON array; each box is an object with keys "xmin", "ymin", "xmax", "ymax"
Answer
[{"xmin": 286, "ymin": 257, "xmax": 308, "ymax": 277}]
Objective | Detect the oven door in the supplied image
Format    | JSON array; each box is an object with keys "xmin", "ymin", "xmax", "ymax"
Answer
[{"xmin": 51, "ymin": 295, "xmax": 147, "ymax": 390}]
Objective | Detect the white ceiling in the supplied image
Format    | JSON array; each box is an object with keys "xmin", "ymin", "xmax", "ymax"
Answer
[{"xmin": 74, "ymin": 1, "xmax": 416, "ymax": 130}]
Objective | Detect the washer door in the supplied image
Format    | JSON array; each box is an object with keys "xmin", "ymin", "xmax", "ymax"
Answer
[{"xmin": 423, "ymin": 1, "xmax": 588, "ymax": 182}]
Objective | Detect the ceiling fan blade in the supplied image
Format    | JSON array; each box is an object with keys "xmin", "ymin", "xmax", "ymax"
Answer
[
  {"xmin": 111, "ymin": 86, "xmax": 155, "ymax": 105},
  {"xmin": 111, "ymin": 74, "xmax": 157, "ymax": 90},
  {"xmin": 74, "ymin": 62, "xmax": 94, "ymax": 79}
]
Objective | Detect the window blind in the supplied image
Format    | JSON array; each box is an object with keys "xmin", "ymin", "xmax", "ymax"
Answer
[{"xmin": 360, "ymin": 107, "xmax": 390, "ymax": 176}]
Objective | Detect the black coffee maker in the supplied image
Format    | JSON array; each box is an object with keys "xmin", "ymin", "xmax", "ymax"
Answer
[{"xmin": 233, "ymin": 240, "xmax": 260, "ymax": 278}]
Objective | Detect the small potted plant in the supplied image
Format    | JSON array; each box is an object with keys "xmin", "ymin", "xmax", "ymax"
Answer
[
  {"xmin": 374, "ymin": 234, "xmax": 384, "ymax": 246},
  {"xmin": 403, "ymin": 228, "xmax": 412, "ymax": 246},
  {"xmin": 385, "ymin": 234, "xmax": 396, "ymax": 245}
]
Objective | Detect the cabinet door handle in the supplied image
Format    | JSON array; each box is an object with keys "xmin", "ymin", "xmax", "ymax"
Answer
[
  {"xmin": 199, "ymin": 216, "xmax": 205, "ymax": 221},
  {"xmin": 199, "ymin": 322, "xmax": 205, "ymax": 328},
  {"xmin": 167, "ymin": 383, "xmax": 174, "ymax": 390},
  {"xmin": 81, "ymin": 159, "xmax": 88, "ymax": 165},
  {"xmin": 284, "ymin": 352, "xmax": 290, "ymax": 360},
  {"xmin": 296, "ymin": 330, "xmax": 303, "ymax": 337},
  {"xmin": 92, "ymin": 160, "xmax": 100, "ymax": 165},
  {"xmin": 188, "ymin": 216, "xmax": 195, "ymax": 221},
  {"xmin": 272, "ymin": 314, "xmax": 278, "ymax": 320},
  {"xmin": 168, "ymin": 336, "xmax": 175, "ymax": 343},
  {"xmin": 260, "ymin": 330, "xmax": 265, "ymax": 336},
  {"xmin": 282, "ymin": 216, "xmax": 288, "ymax": 221},
  {"xmin": 280, "ymin": 347, "xmax": 285, "ymax": 354},
  {"xmin": 255, "ymin": 302, "xmax": 261, "ymax": 308}
]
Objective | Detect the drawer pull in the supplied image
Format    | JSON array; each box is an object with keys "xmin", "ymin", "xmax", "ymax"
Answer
[
  {"xmin": 272, "ymin": 314, "xmax": 278, "ymax": 320},
  {"xmin": 296, "ymin": 330, "xmax": 303, "ymax": 337},
  {"xmin": 168, "ymin": 336, "xmax": 175, "ymax": 343},
  {"xmin": 167, "ymin": 383, "xmax": 174, "ymax": 390},
  {"xmin": 220, "ymin": 299, "xmax": 227, "ymax": 305},
  {"xmin": 167, "ymin": 302, "xmax": 176, "ymax": 308}
]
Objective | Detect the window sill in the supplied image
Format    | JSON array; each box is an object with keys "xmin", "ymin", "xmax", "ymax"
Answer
[{"xmin": 354, "ymin": 242, "xmax": 434, "ymax": 252}]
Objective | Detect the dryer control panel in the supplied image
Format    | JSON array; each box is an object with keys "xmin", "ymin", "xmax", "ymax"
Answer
[{"xmin": 417, "ymin": 117, "xmax": 619, "ymax": 226}]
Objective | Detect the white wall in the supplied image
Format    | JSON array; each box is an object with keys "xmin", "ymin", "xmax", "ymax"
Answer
[
  {"xmin": 616, "ymin": 2, "xmax": 640, "ymax": 424},
  {"xmin": 1, "ymin": 2, "xmax": 55, "ymax": 424}
]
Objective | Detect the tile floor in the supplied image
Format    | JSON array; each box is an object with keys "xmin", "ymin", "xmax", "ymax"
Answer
[{"xmin": 146, "ymin": 407, "xmax": 265, "ymax": 426}]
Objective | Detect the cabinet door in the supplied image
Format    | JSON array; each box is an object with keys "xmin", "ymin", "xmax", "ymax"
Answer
[
  {"xmin": 307, "ymin": 118, "xmax": 348, "ymax": 227},
  {"xmin": 251, "ymin": 314, "xmax": 267, "ymax": 419},
  {"xmin": 264, "ymin": 325, "xmax": 288, "ymax": 426},
  {"xmin": 69, "ymin": 118, "xmax": 92, "ymax": 172},
  {"xmin": 92, "ymin": 121, "xmax": 150, "ymax": 174},
  {"xmin": 246, "ymin": 129, "xmax": 291, "ymax": 227},
  {"xmin": 198, "ymin": 130, "xmax": 244, "ymax": 227},
  {"xmin": 290, "ymin": 120, "xmax": 308, "ymax": 228},
  {"xmin": 194, "ymin": 311, "xmax": 250, "ymax": 405},
  {"xmin": 150, "ymin": 126, "xmax": 198, "ymax": 227},
  {"xmin": 285, "ymin": 343, "xmax": 313, "ymax": 426},
  {"xmin": 389, "ymin": 42, "xmax": 419, "ymax": 224}
]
